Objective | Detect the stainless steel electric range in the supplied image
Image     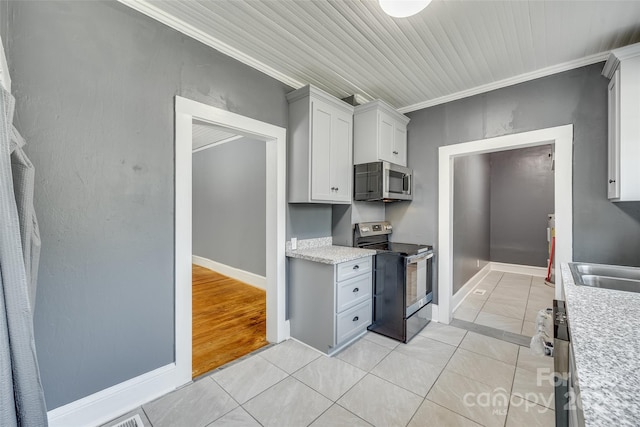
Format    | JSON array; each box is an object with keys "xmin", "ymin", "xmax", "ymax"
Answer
[{"xmin": 354, "ymin": 221, "xmax": 434, "ymax": 343}]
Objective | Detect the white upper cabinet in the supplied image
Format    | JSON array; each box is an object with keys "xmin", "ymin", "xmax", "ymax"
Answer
[
  {"xmin": 287, "ymin": 85, "xmax": 353, "ymax": 204},
  {"xmin": 603, "ymin": 42, "xmax": 640, "ymax": 202},
  {"xmin": 354, "ymin": 100, "xmax": 410, "ymax": 167}
]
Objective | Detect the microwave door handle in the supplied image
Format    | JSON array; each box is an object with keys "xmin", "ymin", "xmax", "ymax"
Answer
[{"xmin": 404, "ymin": 173, "xmax": 411, "ymax": 194}]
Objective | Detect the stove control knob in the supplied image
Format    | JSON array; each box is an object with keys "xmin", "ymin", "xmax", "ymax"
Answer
[
  {"xmin": 361, "ymin": 227, "xmax": 370, "ymax": 232},
  {"xmin": 385, "ymin": 225, "xmax": 393, "ymax": 230}
]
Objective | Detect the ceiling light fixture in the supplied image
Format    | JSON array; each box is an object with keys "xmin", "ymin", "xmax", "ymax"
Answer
[{"xmin": 378, "ymin": 0, "xmax": 431, "ymax": 18}]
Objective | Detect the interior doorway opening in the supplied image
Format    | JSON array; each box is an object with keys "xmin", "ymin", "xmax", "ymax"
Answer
[
  {"xmin": 174, "ymin": 97, "xmax": 288, "ymax": 387},
  {"xmin": 437, "ymin": 125, "xmax": 573, "ymax": 325}
]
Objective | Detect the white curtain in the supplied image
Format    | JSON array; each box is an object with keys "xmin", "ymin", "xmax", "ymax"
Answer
[{"xmin": 0, "ymin": 86, "xmax": 48, "ymax": 425}]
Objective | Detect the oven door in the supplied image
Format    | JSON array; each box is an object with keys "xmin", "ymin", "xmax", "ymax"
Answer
[{"xmin": 405, "ymin": 251, "xmax": 433, "ymax": 317}]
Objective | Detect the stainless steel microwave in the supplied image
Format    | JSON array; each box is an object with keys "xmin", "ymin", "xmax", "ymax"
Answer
[{"xmin": 354, "ymin": 161, "xmax": 413, "ymax": 202}]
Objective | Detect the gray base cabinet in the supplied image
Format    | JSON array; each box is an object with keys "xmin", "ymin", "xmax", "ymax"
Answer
[{"xmin": 288, "ymin": 256, "xmax": 373, "ymax": 355}]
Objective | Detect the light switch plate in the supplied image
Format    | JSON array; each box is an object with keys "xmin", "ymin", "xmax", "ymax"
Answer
[{"xmin": 291, "ymin": 237, "xmax": 297, "ymax": 250}]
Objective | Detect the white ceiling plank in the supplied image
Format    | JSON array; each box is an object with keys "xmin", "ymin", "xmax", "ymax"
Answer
[{"xmin": 121, "ymin": 0, "xmax": 640, "ymax": 111}]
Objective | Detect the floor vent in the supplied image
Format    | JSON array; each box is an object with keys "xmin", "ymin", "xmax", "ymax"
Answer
[
  {"xmin": 472, "ymin": 289, "xmax": 487, "ymax": 296},
  {"xmin": 112, "ymin": 414, "xmax": 144, "ymax": 427}
]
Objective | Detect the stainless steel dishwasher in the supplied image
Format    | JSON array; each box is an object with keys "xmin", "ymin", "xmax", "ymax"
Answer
[{"xmin": 553, "ymin": 299, "xmax": 584, "ymax": 427}]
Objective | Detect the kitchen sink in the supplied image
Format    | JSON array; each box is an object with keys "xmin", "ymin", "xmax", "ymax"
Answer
[{"xmin": 569, "ymin": 263, "xmax": 640, "ymax": 293}]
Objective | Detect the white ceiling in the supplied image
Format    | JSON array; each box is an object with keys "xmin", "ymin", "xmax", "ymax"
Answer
[
  {"xmin": 192, "ymin": 122, "xmax": 240, "ymax": 152},
  {"xmin": 123, "ymin": 0, "xmax": 640, "ymax": 112}
]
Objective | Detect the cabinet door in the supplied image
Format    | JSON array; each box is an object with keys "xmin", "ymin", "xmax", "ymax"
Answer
[
  {"xmin": 393, "ymin": 124, "xmax": 407, "ymax": 167},
  {"xmin": 608, "ymin": 70, "xmax": 621, "ymax": 200},
  {"xmin": 331, "ymin": 110, "xmax": 353, "ymax": 203},
  {"xmin": 311, "ymin": 100, "xmax": 334, "ymax": 201},
  {"xmin": 378, "ymin": 111, "xmax": 395, "ymax": 163}
]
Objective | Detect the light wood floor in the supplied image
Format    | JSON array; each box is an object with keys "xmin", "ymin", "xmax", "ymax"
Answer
[{"xmin": 192, "ymin": 264, "xmax": 268, "ymax": 378}]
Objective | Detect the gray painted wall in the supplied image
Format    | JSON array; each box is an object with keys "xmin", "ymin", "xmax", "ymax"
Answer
[
  {"xmin": 192, "ymin": 137, "xmax": 266, "ymax": 276},
  {"xmin": 5, "ymin": 1, "xmax": 300, "ymax": 409},
  {"xmin": 490, "ymin": 145, "xmax": 554, "ymax": 267},
  {"xmin": 452, "ymin": 154, "xmax": 491, "ymax": 294},
  {"xmin": 387, "ymin": 63, "xmax": 640, "ymax": 300}
]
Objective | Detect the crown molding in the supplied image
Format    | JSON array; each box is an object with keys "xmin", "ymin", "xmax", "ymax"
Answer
[
  {"xmin": 118, "ymin": 0, "xmax": 304, "ymax": 90},
  {"xmin": 398, "ymin": 51, "xmax": 610, "ymax": 114}
]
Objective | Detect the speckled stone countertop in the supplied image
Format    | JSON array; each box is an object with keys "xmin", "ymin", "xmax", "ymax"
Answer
[
  {"xmin": 286, "ymin": 237, "xmax": 375, "ymax": 264},
  {"xmin": 561, "ymin": 263, "xmax": 640, "ymax": 427}
]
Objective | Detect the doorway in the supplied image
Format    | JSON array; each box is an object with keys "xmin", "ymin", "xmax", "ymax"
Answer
[
  {"xmin": 174, "ymin": 96, "xmax": 288, "ymax": 387},
  {"xmin": 436, "ymin": 125, "xmax": 573, "ymax": 324},
  {"xmin": 191, "ymin": 126, "xmax": 269, "ymax": 377}
]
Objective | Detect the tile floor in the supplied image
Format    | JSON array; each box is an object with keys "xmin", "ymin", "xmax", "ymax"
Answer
[
  {"xmin": 104, "ymin": 322, "xmax": 555, "ymax": 427},
  {"xmin": 453, "ymin": 271, "xmax": 556, "ymax": 337}
]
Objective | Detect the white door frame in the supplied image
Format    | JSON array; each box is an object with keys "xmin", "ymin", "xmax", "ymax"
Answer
[
  {"xmin": 436, "ymin": 125, "xmax": 573, "ymax": 324},
  {"xmin": 175, "ymin": 96, "xmax": 289, "ymax": 385}
]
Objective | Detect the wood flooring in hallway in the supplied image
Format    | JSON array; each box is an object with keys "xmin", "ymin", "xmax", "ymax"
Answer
[{"xmin": 192, "ymin": 264, "xmax": 268, "ymax": 378}]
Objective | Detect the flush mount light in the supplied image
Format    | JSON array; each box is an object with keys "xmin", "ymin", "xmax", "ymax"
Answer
[{"xmin": 379, "ymin": 0, "xmax": 432, "ymax": 18}]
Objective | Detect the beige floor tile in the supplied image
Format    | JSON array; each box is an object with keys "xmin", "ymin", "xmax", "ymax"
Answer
[
  {"xmin": 502, "ymin": 273, "xmax": 533, "ymax": 282},
  {"xmin": 517, "ymin": 346, "xmax": 554, "ymax": 375},
  {"xmin": 526, "ymin": 295, "xmax": 554, "ymax": 311},
  {"xmin": 454, "ymin": 307, "xmax": 480, "ymax": 322},
  {"xmin": 362, "ymin": 332, "xmax": 399, "ymax": 350},
  {"xmin": 371, "ymin": 350, "xmax": 443, "ymax": 396},
  {"xmin": 512, "ymin": 367, "xmax": 555, "ymax": 409},
  {"xmin": 459, "ymin": 332, "xmax": 519, "ymax": 365},
  {"xmin": 335, "ymin": 338, "xmax": 392, "ymax": 372},
  {"xmin": 408, "ymin": 399, "xmax": 481, "ymax": 427},
  {"xmin": 521, "ymin": 321, "xmax": 536, "ymax": 337},
  {"xmin": 338, "ymin": 374, "xmax": 423, "ymax": 427},
  {"xmin": 458, "ymin": 296, "xmax": 486, "ymax": 311},
  {"xmin": 258, "ymin": 339, "xmax": 321, "ymax": 374},
  {"xmin": 506, "ymin": 395, "xmax": 555, "ymax": 427},
  {"xmin": 492, "ymin": 284, "xmax": 531, "ymax": 298},
  {"xmin": 487, "ymin": 294, "xmax": 527, "ymax": 312},
  {"xmin": 419, "ymin": 322, "xmax": 467, "ymax": 346},
  {"xmin": 484, "ymin": 271, "xmax": 504, "ymax": 283},
  {"xmin": 474, "ymin": 311, "xmax": 523, "ymax": 334},
  {"xmin": 525, "ymin": 306, "xmax": 544, "ymax": 322},
  {"xmin": 467, "ymin": 291, "xmax": 491, "ymax": 302},
  {"xmin": 482, "ymin": 301, "xmax": 526, "ymax": 320},
  {"xmin": 293, "ymin": 356, "xmax": 367, "ymax": 401},
  {"xmin": 243, "ymin": 377, "xmax": 332, "ymax": 427},
  {"xmin": 395, "ymin": 335, "xmax": 457, "ymax": 369},
  {"xmin": 427, "ymin": 371, "xmax": 508, "ymax": 427},
  {"xmin": 212, "ymin": 356, "xmax": 288, "ymax": 404},
  {"xmin": 445, "ymin": 348, "xmax": 515, "ymax": 390},
  {"xmin": 207, "ymin": 407, "xmax": 261, "ymax": 427},
  {"xmin": 309, "ymin": 404, "xmax": 372, "ymax": 427}
]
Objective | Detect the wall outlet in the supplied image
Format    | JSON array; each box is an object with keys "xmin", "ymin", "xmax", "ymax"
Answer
[
  {"xmin": 291, "ymin": 237, "xmax": 297, "ymax": 250},
  {"xmin": 476, "ymin": 259, "xmax": 480, "ymax": 268}
]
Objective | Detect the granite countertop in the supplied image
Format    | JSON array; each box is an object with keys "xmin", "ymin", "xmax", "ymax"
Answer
[
  {"xmin": 561, "ymin": 263, "xmax": 640, "ymax": 427},
  {"xmin": 285, "ymin": 237, "xmax": 376, "ymax": 264}
]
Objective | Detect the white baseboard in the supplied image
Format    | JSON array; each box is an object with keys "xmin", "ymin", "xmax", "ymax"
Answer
[
  {"xmin": 192, "ymin": 255, "xmax": 266, "ymax": 290},
  {"xmin": 490, "ymin": 262, "xmax": 547, "ymax": 277},
  {"xmin": 47, "ymin": 363, "xmax": 181, "ymax": 427},
  {"xmin": 452, "ymin": 263, "xmax": 492, "ymax": 312}
]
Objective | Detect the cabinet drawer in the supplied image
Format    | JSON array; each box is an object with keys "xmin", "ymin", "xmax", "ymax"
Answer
[
  {"xmin": 336, "ymin": 300, "xmax": 372, "ymax": 345},
  {"xmin": 336, "ymin": 257, "xmax": 372, "ymax": 282},
  {"xmin": 336, "ymin": 273, "xmax": 372, "ymax": 313}
]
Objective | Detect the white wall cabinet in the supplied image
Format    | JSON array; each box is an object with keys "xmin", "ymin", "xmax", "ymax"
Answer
[
  {"xmin": 603, "ymin": 43, "xmax": 640, "ymax": 201},
  {"xmin": 287, "ymin": 85, "xmax": 353, "ymax": 204},
  {"xmin": 354, "ymin": 100, "xmax": 410, "ymax": 167},
  {"xmin": 288, "ymin": 256, "xmax": 372, "ymax": 355}
]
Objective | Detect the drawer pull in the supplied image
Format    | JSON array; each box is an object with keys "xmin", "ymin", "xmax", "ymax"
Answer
[
  {"xmin": 353, "ymin": 287, "xmax": 359, "ymax": 293},
  {"xmin": 353, "ymin": 265, "xmax": 359, "ymax": 270},
  {"xmin": 352, "ymin": 316, "xmax": 359, "ymax": 322},
  {"xmin": 393, "ymin": 150, "xmax": 399, "ymax": 155}
]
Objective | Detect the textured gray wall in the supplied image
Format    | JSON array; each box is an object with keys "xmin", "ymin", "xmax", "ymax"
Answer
[
  {"xmin": 387, "ymin": 63, "xmax": 640, "ymax": 298},
  {"xmin": 490, "ymin": 145, "xmax": 554, "ymax": 267},
  {"xmin": 6, "ymin": 1, "xmax": 295, "ymax": 409},
  {"xmin": 452, "ymin": 154, "xmax": 491, "ymax": 294},
  {"xmin": 192, "ymin": 138, "xmax": 266, "ymax": 276}
]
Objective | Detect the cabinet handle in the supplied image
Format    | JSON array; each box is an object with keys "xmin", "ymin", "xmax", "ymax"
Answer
[
  {"xmin": 609, "ymin": 179, "xmax": 616, "ymax": 184},
  {"xmin": 353, "ymin": 265, "xmax": 359, "ymax": 270},
  {"xmin": 335, "ymin": 187, "xmax": 339, "ymax": 191},
  {"xmin": 393, "ymin": 151, "xmax": 399, "ymax": 155},
  {"xmin": 352, "ymin": 316, "xmax": 359, "ymax": 322},
  {"xmin": 353, "ymin": 287, "xmax": 359, "ymax": 293},
  {"xmin": 330, "ymin": 186, "xmax": 336, "ymax": 191}
]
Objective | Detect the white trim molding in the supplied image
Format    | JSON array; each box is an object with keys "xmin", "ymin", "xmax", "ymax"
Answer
[
  {"xmin": 118, "ymin": 0, "xmax": 304, "ymax": 90},
  {"xmin": 47, "ymin": 364, "xmax": 178, "ymax": 427},
  {"xmin": 451, "ymin": 263, "xmax": 492, "ymax": 312},
  {"xmin": 437, "ymin": 125, "xmax": 573, "ymax": 324},
  {"xmin": 490, "ymin": 262, "xmax": 548, "ymax": 277},
  {"xmin": 192, "ymin": 255, "xmax": 267, "ymax": 290},
  {"xmin": 0, "ymin": 35, "xmax": 11, "ymax": 92},
  {"xmin": 399, "ymin": 52, "xmax": 608, "ymax": 113}
]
